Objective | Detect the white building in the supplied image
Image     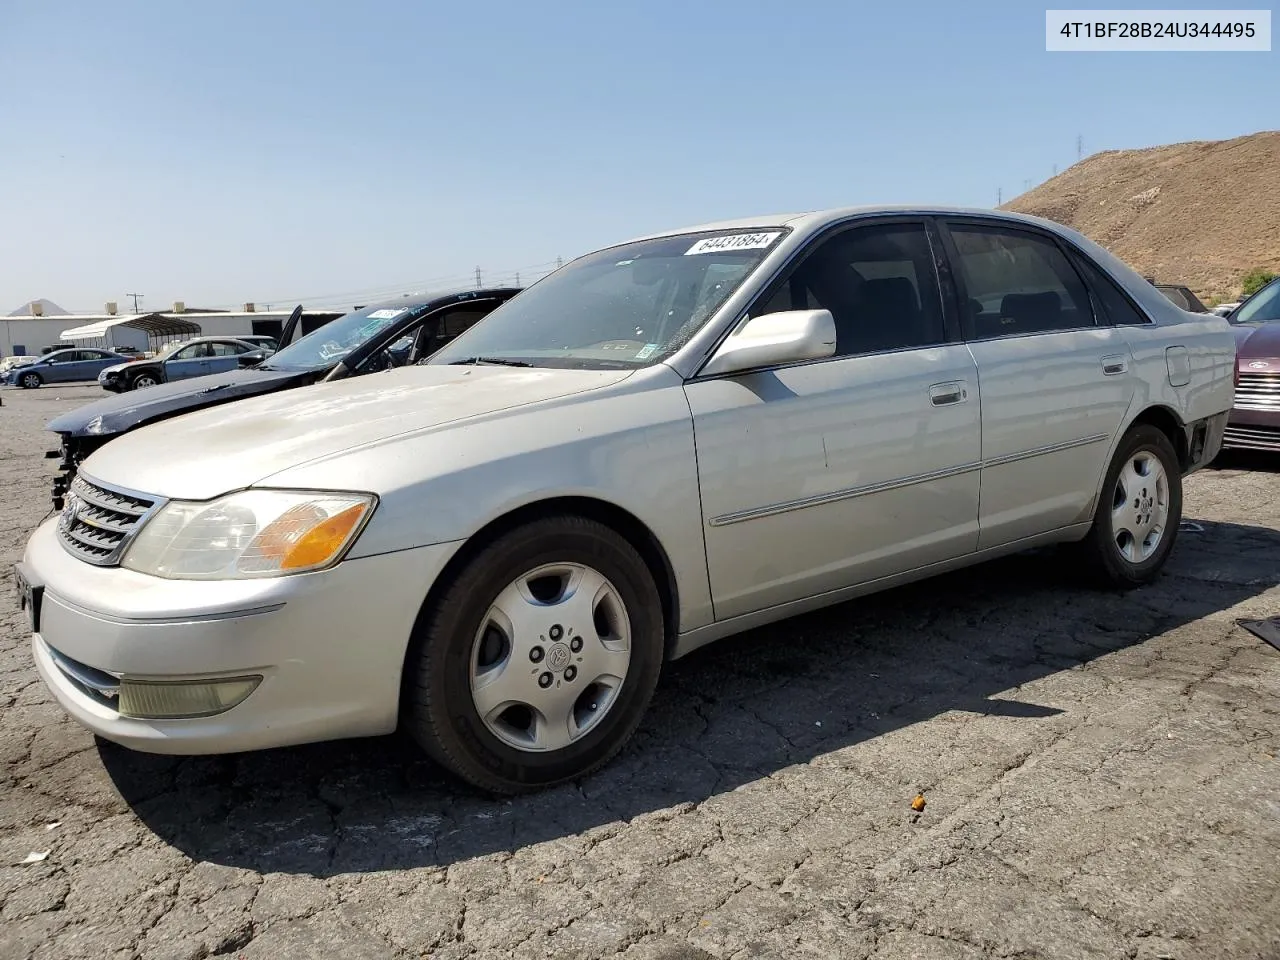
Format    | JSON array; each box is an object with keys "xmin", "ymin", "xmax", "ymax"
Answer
[{"xmin": 1, "ymin": 301, "xmax": 344, "ymax": 356}]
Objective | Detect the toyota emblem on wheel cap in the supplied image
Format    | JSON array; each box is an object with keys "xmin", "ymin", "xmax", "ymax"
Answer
[{"xmin": 546, "ymin": 643, "xmax": 572, "ymax": 672}]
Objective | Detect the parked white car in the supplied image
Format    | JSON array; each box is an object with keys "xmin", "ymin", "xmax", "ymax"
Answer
[{"xmin": 16, "ymin": 206, "xmax": 1235, "ymax": 792}]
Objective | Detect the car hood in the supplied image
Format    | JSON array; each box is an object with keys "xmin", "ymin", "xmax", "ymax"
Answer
[
  {"xmin": 1234, "ymin": 323, "xmax": 1280, "ymax": 362},
  {"xmin": 47, "ymin": 367, "xmax": 312, "ymax": 438},
  {"xmin": 99, "ymin": 359, "xmax": 150, "ymax": 376},
  {"xmin": 82, "ymin": 364, "xmax": 634, "ymax": 499}
]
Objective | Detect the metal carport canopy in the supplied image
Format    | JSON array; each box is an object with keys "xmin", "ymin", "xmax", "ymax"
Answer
[{"xmin": 59, "ymin": 313, "xmax": 203, "ymax": 341}]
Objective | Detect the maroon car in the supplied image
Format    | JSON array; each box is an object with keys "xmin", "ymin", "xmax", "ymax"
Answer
[{"xmin": 1224, "ymin": 276, "xmax": 1280, "ymax": 451}]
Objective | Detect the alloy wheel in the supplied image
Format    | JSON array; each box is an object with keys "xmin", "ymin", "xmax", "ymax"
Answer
[{"xmin": 1111, "ymin": 450, "xmax": 1170, "ymax": 563}]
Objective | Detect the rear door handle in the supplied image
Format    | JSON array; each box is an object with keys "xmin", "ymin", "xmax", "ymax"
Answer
[
  {"xmin": 1101, "ymin": 354, "xmax": 1128, "ymax": 376},
  {"xmin": 929, "ymin": 380, "xmax": 968, "ymax": 406}
]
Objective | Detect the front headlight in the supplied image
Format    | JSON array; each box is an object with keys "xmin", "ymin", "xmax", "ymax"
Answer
[{"xmin": 122, "ymin": 489, "xmax": 376, "ymax": 580}]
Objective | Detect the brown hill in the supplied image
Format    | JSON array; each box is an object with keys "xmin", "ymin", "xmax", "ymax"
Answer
[{"xmin": 1001, "ymin": 130, "xmax": 1280, "ymax": 303}]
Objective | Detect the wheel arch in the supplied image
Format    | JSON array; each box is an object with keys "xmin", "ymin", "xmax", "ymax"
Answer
[
  {"xmin": 397, "ymin": 495, "xmax": 682, "ymax": 716},
  {"xmin": 1128, "ymin": 404, "xmax": 1188, "ymax": 469},
  {"xmin": 1080, "ymin": 404, "xmax": 1189, "ymax": 528}
]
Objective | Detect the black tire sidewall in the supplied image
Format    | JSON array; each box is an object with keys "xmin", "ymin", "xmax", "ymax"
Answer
[
  {"xmin": 410, "ymin": 518, "xmax": 663, "ymax": 791},
  {"xmin": 20, "ymin": 373, "xmax": 40, "ymax": 389},
  {"xmin": 1093, "ymin": 425, "xmax": 1183, "ymax": 584},
  {"xmin": 132, "ymin": 372, "xmax": 158, "ymax": 389}
]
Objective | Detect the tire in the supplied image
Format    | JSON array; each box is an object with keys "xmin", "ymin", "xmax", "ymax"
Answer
[
  {"xmin": 19, "ymin": 372, "xmax": 42, "ymax": 389},
  {"xmin": 1077, "ymin": 424, "xmax": 1183, "ymax": 588},
  {"xmin": 130, "ymin": 372, "xmax": 159, "ymax": 390},
  {"xmin": 404, "ymin": 515, "xmax": 664, "ymax": 794}
]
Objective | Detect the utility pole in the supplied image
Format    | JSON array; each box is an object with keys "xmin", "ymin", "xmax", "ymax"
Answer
[
  {"xmin": 997, "ymin": 187, "xmax": 1002, "ymax": 206},
  {"xmin": 556, "ymin": 256, "xmax": 563, "ymax": 269},
  {"xmin": 514, "ymin": 272, "xmax": 520, "ymax": 286},
  {"xmin": 1053, "ymin": 163, "xmax": 1058, "ymax": 176},
  {"xmin": 1076, "ymin": 134, "xmax": 1083, "ymax": 160},
  {"xmin": 1023, "ymin": 178, "xmax": 1031, "ymax": 192},
  {"xmin": 126, "ymin": 293, "xmax": 144, "ymax": 313},
  {"xmin": 474, "ymin": 266, "xmax": 482, "ymax": 289}
]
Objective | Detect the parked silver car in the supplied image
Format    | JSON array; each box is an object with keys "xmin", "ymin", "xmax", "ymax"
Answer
[{"xmin": 16, "ymin": 206, "xmax": 1235, "ymax": 793}]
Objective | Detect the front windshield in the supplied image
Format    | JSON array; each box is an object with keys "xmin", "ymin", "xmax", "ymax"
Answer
[
  {"xmin": 1232, "ymin": 279, "xmax": 1280, "ymax": 326},
  {"xmin": 428, "ymin": 228, "xmax": 788, "ymax": 369},
  {"xmin": 263, "ymin": 303, "xmax": 420, "ymax": 371}
]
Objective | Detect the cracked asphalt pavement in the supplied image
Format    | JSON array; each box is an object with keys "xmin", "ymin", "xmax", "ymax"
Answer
[{"xmin": 2, "ymin": 385, "xmax": 1279, "ymax": 960}]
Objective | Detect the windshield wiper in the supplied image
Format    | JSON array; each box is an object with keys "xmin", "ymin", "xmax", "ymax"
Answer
[{"xmin": 448, "ymin": 356, "xmax": 533, "ymax": 367}]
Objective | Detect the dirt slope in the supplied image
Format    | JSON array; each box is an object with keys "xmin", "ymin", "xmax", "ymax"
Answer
[{"xmin": 1002, "ymin": 131, "xmax": 1280, "ymax": 302}]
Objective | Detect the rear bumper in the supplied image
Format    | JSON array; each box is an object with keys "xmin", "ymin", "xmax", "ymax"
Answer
[{"xmin": 1184, "ymin": 411, "xmax": 1228, "ymax": 470}]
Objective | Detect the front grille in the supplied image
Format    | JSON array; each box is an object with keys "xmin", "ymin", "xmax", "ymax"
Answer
[
  {"xmin": 1223, "ymin": 423, "xmax": 1280, "ymax": 452},
  {"xmin": 57, "ymin": 475, "xmax": 161, "ymax": 566},
  {"xmin": 1234, "ymin": 372, "xmax": 1280, "ymax": 410}
]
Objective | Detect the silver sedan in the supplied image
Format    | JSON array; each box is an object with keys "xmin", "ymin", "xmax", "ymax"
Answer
[{"xmin": 17, "ymin": 205, "xmax": 1235, "ymax": 793}]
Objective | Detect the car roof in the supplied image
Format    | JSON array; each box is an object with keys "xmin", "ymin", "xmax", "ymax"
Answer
[
  {"xmin": 619, "ymin": 204, "xmax": 1078, "ymax": 245},
  {"xmin": 354, "ymin": 286, "xmax": 523, "ymax": 313}
]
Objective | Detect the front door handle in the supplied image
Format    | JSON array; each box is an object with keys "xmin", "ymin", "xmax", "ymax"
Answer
[
  {"xmin": 929, "ymin": 380, "xmax": 969, "ymax": 406},
  {"xmin": 1101, "ymin": 354, "xmax": 1128, "ymax": 376}
]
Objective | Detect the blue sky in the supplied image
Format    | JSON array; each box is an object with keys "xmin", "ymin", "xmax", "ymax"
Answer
[{"xmin": 0, "ymin": 0, "xmax": 1274, "ymax": 312}]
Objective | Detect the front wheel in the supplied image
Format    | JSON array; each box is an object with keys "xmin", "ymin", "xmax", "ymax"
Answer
[
  {"xmin": 130, "ymin": 372, "xmax": 159, "ymax": 389},
  {"xmin": 19, "ymin": 372, "xmax": 42, "ymax": 389},
  {"xmin": 404, "ymin": 515, "xmax": 664, "ymax": 794},
  {"xmin": 1077, "ymin": 424, "xmax": 1183, "ymax": 587}
]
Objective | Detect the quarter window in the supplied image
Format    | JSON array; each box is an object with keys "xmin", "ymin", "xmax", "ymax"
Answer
[
  {"xmin": 209, "ymin": 342, "xmax": 248, "ymax": 356},
  {"xmin": 755, "ymin": 223, "xmax": 946, "ymax": 357},
  {"xmin": 947, "ymin": 224, "xmax": 1095, "ymax": 337},
  {"xmin": 1072, "ymin": 255, "xmax": 1151, "ymax": 325}
]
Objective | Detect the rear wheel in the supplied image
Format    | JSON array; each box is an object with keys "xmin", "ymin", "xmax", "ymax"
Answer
[
  {"xmin": 1077, "ymin": 424, "xmax": 1182, "ymax": 587},
  {"xmin": 404, "ymin": 515, "xmax": 664, "ymax": 794},
  {"xmin": 19, "ymin": 372, "xmax": 41, "ymax": 389},
  {"xmin": 130, "ymin": 371, "xmax": 159, "ymax": 389}
]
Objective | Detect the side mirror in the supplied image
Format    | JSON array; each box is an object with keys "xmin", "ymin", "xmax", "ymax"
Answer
[
  {"xmin": 238, "ymin": 351, "xmax": 267, "ymax": 368},
  {"xmin": 700, "ymin": 309, "xmax": 836, "ymax": 377}
]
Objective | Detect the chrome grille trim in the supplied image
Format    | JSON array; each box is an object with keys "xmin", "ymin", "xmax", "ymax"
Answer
[
  {"xmin": 44, "ymin": 639, "xmax": 121, "ymax": 711},
  {"xmin": 56, "ymin": 474, "xmax": 167, "ymax": 567},
  {"xmin": 1223, "ymin": 424, "xmax": 1280, "ymax": 452},
  {"xmin": 1234, "ymin": 372, "xmax": 1280, "ymax": 410}
]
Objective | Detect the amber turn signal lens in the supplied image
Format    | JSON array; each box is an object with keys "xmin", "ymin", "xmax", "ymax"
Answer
[{"xmin": 280, "ymin": 503, "xmax": 370, "ymax": 569}]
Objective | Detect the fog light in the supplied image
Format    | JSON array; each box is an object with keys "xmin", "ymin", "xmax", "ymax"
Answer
[{"xmin": 118, "ymin": 676, "xmax": 261, "ymax": 719}]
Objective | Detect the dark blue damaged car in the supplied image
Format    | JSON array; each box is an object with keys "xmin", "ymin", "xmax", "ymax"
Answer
[{"xmin": 43, "ymin": 287, "xmax": 522, "ymax": 509}]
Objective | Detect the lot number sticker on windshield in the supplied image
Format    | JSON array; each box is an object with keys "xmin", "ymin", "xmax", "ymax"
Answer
[
  {"xmin": 684, "ymin": 232, "xmax": 781, "ymax": 256},
  {"xmin": 366, "ymin": 308, "xmax": 406, "ymax": 320}
]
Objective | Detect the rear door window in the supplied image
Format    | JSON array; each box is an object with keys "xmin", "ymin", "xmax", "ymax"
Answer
[{"xmin": 945, "ymin": 223, "xmax": 1096, "ymax": 338}]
